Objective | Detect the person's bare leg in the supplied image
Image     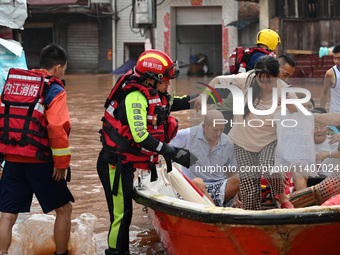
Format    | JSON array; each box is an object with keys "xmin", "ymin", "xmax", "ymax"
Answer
[
  {"xmin": 192, "ymin": 178, "xmax": 215, "ymax": 205},
  {"xmin": 224, "ymin": 174, "xmax": 240, "ymax": 202},
  {"xmin": 277, "ymin": 192, "xmax": 291, "ymax": 204},
  {"xmin": 0, "ymin": 213, "xmax": 18, "ymax": 253},
  {"xmin": 54, "ymin": 202, "xmax": 72, "ymax": 254},
  {"xmin": 293, "ymin": 172, "xmax": 308, "ymax": 191}
]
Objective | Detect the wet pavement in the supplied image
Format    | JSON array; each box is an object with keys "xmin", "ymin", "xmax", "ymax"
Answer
[{"xmin": 11, "ymin": 73, "xmax": 327, "ymax": 254}]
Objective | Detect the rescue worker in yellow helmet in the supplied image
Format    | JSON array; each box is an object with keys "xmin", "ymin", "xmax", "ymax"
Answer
[
  {"xmin": 246, "ymin": 28, "xmax": 281, "ymax": 70},
  {"xmin": 257, "ymin": 28, "xmax": 281, "ymax": 52},
  {"xmin": 97, "ymin": 49, "xmax": 198, "ymax": 255}
]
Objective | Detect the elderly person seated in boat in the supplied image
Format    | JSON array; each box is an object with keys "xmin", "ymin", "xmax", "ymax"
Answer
[
  {"xmin": 290, "ymin": 111, "xmax": 340, "ymax": 208},
  {"xmin": 170, "ymin": 110, "xmax": 239, "ymax": 207},
  {"xmin": 294, "ymin": 109, "xmax": 340, "ymax": 190}
]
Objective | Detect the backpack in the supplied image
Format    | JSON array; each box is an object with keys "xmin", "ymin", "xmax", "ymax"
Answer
[{"xmin": 228, "ymin": 47, "xmax": 272, "ymax": 74}]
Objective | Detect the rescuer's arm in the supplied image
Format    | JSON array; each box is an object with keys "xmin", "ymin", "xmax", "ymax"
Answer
[
  {"xmin": 125, "ymin": 91, "xmax": 196, "ymax": 167},
  {"xmin": 171, "ymin": 94, "xmax": 199, "ymax": 111},
  {"xmin": 45, "ymin": 84, "xmax": 71, "ymax": 181},
  {"xmin": 125, "ymin": 91, "xmax": 172, "ymax": 153}
]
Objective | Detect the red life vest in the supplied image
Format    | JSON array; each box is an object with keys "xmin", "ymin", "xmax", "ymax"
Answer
[
  {"xmin": 229, "ymin": 47, "xmax": 274, "ymax": 74},
  {"xmin": 100, "ymin": 71, "xmax": 178, "ymax": 170},
  {"xmin": 0, "ymin": 68, "xmax": 65, "ymax": 161}
]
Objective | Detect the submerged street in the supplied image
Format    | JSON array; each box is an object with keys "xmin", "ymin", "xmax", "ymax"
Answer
[{"xmin": 11, "ymin": 73, "xmax": 325, "ymax": 254}]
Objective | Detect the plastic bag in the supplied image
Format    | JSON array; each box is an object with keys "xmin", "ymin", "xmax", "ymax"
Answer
[{"xmin": 273, "ymin": 110, "xmax": 317, "ymax": 176}]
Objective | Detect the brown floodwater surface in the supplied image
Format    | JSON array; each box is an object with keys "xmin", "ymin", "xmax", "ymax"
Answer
[{"xmin": 60, "ymin": 74, "xmax": 326, "ymax": 254}]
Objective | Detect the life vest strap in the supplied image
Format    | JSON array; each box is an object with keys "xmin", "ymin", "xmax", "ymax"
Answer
[
  {"xmin": 26, "ymin": 136, "xmax": 52, "ymax": 162},
  {"xmin": 0, "ymin": 127, "xmax": 48, "ymax": 139},
  {"xmin": 150, "ymin": 163, "xmax": 158, "ymax": 182},
  {"xmin": 101, "ymin": 121, "xmax": 151, "ymax": 157},
  {"xmin": 0, "ymin": 113, "xmax": 47, "ymax": 133},
  {"xmin": 3, "ymin": 104, "xmax": 10, "ymax": 142}
]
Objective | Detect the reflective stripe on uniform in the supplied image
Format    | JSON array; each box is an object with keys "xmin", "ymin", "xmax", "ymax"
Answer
[
  {"xmin": 141, "ymin": 147, "xmax": 152, "ymax": 153},
  {"xmin": 2, "ymin": 104, "xmax": 29, "ymax": 109},
  {"xmin": 51, "ymin": 147, "xmax": 71, "ymax": 156},
  {"xmin": 34, "ymin": 99, "xmax": 45, "ymax": 115},
  {"xmin": 8, "ymin": 74, "xmax": 42, "ymax": 81},
  {"xmin": 156, "ymin": 142, "xmax": 163, "ymax": 152},
  {"xmin": 135, "ymin": 127, "xmax": 144, "ymax": 132},
  {"xmin": 148, "ymin": 99, "xmax": 161, "ymax": 104},
  {"xmin": 106, "ymin": 101, "xmax": 115, "ymax": 117},
  {"xmin": 138, "ymin": 131, "xmax": 146, "ymax": 138},
  {"xmin": 134, "ymin": 121, "xmax": 144, "ymax": 126},
  {"xmin": 139, "ymin": 54, "xmax": 169, "ymax": 66},
  {"xmin": 134, "ymin": 115, "xmax": 142, "ymax": 120},
  {"xmin": 132, "ymin": 103, "xmax": 142, "ymax": 108}
]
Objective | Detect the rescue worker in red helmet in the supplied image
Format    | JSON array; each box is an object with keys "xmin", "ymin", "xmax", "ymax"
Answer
[{"xmin": 97, "ymin": 49, "xmax": 198, "ymax": 255}]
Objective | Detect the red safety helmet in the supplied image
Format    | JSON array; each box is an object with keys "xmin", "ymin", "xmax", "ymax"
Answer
[{"xmin": 134, "ymin": 49, "xmax": 179, "ymax": 82}]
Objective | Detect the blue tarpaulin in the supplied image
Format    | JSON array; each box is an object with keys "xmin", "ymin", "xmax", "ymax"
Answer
[{"xmin": 111, "ymin": 58, "xmax": 136, "ymax": 74}]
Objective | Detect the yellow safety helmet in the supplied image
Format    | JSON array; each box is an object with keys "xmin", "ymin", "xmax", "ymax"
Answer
[{"xmin": 256, "ymin": 29, "xmax": 281, "ymax": 51}]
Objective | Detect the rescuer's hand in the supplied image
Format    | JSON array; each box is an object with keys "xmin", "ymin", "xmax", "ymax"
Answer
[
  {"xmin": 189, "ymin": 95, "xmax": 202, "ymax": 112},
  {"xmin": 52, "ymin": 167, "xmax": 67, "ymax": 182},
  {"xmin": 171, "ymin": 147, "xmax": 198, "ymax": 168},
  {"xmin": 160, "ymin": 144, "xmax": 197, "ymax": 168}
]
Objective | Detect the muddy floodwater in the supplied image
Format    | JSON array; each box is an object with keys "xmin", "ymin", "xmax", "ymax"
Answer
[{"xmin": 14, "ymin": 73, "xmax": 326, "ymax": 254}]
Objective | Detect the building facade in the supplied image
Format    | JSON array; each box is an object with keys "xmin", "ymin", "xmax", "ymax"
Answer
[
  {"xmin": 19, "ymin": 0, "xmax": 241, "ymax": 74},
  {"xmin": 11, "ymin": 0, "xmax": 340, "ymax": 74},
  {"xmin": 115, "ymin": 0, "xmax": 238, "ymax": 75},
  {"xmin": 23, "ymin": 0, "xmax": 113, "ymax": 73}
]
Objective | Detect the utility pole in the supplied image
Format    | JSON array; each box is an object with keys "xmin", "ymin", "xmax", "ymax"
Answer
[{"xmin": 259, "ymin": 0, "xmax": 270, "ymax": 29}]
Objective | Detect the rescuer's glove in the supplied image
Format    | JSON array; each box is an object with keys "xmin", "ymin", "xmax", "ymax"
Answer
[{"xmin": 160, "ymin": 144, "xmax": 198, "ymax": 168}]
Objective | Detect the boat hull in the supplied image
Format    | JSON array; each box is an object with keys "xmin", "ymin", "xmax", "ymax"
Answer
[
  {"xmin": 147, "ymin": 208, "xmax": 340, "ymax": 255},
  {"xmin": 133, "ymin": 167, "xmax": 340, "ymax": 255}
]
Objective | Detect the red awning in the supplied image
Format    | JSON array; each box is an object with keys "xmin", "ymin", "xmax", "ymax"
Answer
[{"xmin": 28, "ymin": 0, "xmax": 80, "ymax": 6}]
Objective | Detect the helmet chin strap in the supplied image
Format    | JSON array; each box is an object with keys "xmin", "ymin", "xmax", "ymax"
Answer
[
  {"xmin": 143, "ymin": 80, "xmax": 157, "ymax": 90},
  {"xmin": 144, "ymin": 71, "xmax": 162, "ymax": 84}
]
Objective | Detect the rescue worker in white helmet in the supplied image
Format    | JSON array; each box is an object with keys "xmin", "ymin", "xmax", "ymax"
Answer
[{"xmin": 97, "ymin": 49, "xmax": 198, "ymax": 255}]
